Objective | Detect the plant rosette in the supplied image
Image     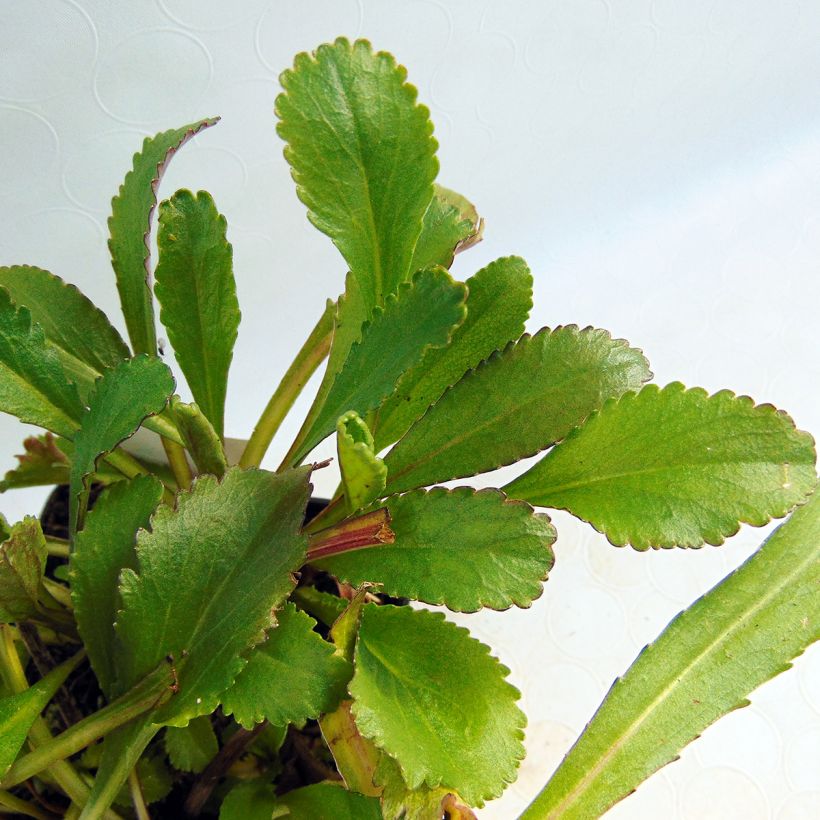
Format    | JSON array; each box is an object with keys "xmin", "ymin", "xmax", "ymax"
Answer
[{"xmin": 0, "ymin": 36, "xmax": 816, "ymax": 820}]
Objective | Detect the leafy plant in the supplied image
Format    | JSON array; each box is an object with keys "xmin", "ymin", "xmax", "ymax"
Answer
[{"xmin": 0, "ymin": 36, "xmax": 815, "ymax": 820}]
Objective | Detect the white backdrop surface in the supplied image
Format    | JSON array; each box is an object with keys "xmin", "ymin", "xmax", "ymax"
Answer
[{"xmin": 1, "ymin": 1, "xmax": 819, "ymax": 817}]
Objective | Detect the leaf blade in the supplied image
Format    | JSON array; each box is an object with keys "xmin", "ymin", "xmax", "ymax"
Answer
[
  {"xmin": 337, "ymin": 411, "xmax": 387, "ymax": 513},
  {"xmin": 0, "ymin": 518, "xmax": 47, "ymax": 624},
  {"xmin": 164, "ymin": 715, "xmax": 218, "ymax": 774}
]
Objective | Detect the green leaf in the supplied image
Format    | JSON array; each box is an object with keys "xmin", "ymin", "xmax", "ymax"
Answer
[
  {"xmin": 279, "ymin": 783, "xmax": 383, "ymax": 819},
  {"xmin": 222, "ymin": 602, "xmax": 351, "ymax": 728},
  {"xmin": 0, "ymin": 434, "xmax": 69, "ymax": 492},
  {"xmin": 337, "ymin": 411, "xmax": 387, "ymax": 513},
  {"xmin": 109, "ymin": 118, "xmax": 218, "ymax": 355},
  {"xmin": 291, "ymin": 585, "xmax": 348, "ymax": 627},
  {"xmin": 383, "ymin": 325, "xmax": 651, "ymax": 495},
  {"xmin": 113, "ymin": 466, "xmax": 312, "ymax": 726},
  {"xmin": 350, "ymin": 605, "xmax": 525, "ymax": 806},
  {"xmin": 317, "ymin": 487, "xmax": 555, "ymax": 612},
  {"xmin": 220, "ymin": 779, "xmax": 287, "ymax": 820},
  {"xmin": 409, "ymin": 184, "xmax": 481, "ymax": 273},
  {"xmin": 0, "ymin": 651, "xmax": 84, "ymax": 776},
  {"xmin": 117, "ymin": 751, "xmax": 173, "ymax": 806},
  {"xmin": 0, "ymin": 265, "xmax": 129, "ymax": 401},
  {"xmin": 0, "ymin": 517, "xmax": 47, "ymax": 624},
  {"xmin": 0, "ymin": 288, "xmax": 84, "ymax": 437},
  {"xmin": 276, "ymin": 37, "xmax": 438, "ymax": 309},
  {"xmin": 164, "ymin": 715, "xmax": 218, "ymax": 774},
  {"xmin": 70, "ymin": 476, "xmax": 164, "ymax": 696},
  {"xmin": 69, "ymin": 355, "xmax": 174, "ymax": 533},
  {"xmin": 290, "ymin": 268, "xmax": 467, "ymax": 464},
  {"xmin": 374, "ymin": 255, "xmax": 533, "ymax": 450},
  {"xmin": 522, "ymin": 487, "xmax": 820, "ymax": 820},
  {"xmin": 154, "ymin": 189, "xmax": 240, "ymax": 437},
  {"xmin": 506, "ymin": 382, "xmax": 817, "ymax": 549},
  {"xmin": 171, "ymin": 397, "xmax": 228, "ymax": 478}
]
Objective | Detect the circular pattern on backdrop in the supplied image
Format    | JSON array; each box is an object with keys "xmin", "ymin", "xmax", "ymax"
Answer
[{"xmin": 0, "ymin": 107, "xmax": 59, "ymax": 195}]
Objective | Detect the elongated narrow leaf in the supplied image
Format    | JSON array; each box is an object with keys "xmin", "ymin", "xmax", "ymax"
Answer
[
  {"xmin": 155, "ymin": 190, "xmax": 240, "ymax": 436},
  {"xmin": 164, "ymin": 716, "xmax": 218, "ymax": 774},
  {"xmin": 0, "ymin": 517, "xmax": 47, "ymax": 623},
  {"xmin": 408, "ymin": 185, "xmax": 480, "ymax": 273},
  {"xmin": 337, "ymin": 411, "xmax": 386, "ymax": 513},
  {"xmin": 506, "ymin": 382, "xmax": 817, "ymax": 549},
  {"xmin": 374, "ymin": 255, "xmax": 533, "ymax": 449},
  {"xmin": 70, "ymin": 476, "xmax": 164, "ymax": 696},
  {"xmin": 109, "ymin": 119, "xmax": 218, "ymax": 355},
  {"xmin": 222, "ymin": 602, "xmax": 351, "ymax": 728},
  {"xmin": 290, "ymin": 268, "xmax": 466, "ymax": 464},
  {"xmin": 0, "ymin": 265, "xmax": 129, "ymax": 400},
  {"xmin": 0, "ymin": 288, "xmax": 84, "ymax": 437},
  {"xmin": 69, "ymin": 356, "xmax": 174, "ymax": 533},
  {"xmin": 384, "ymin": 326, "xmax": 651, "ymax": 495},
  {"xmin": 317, "ymin": 488, "xmax": 554, "ymax": 612},
  {"xmin": 276, "ymin": 38, "xmax": 438, "ymax": 308},
  {"xmin": 0, "ymin": 651, "xmax": 84, "ymax": 776},
  {"xmin": 350, "ymin": 605, "xmax": 525, "ymax": 807},
  {"xmin": 278, "ymin": 782, "xmax": 383, "ymax": 819},
  {"xmin": 114, "ymin": 466, "xmax": 312, "ymax": 726},
  {"xmin": 522, "ymin": 488, "xmax": 820, "ymax": 820},
  {"xmin": 172, "ymin": 398, "xmax": 227, "ymax": 478}
]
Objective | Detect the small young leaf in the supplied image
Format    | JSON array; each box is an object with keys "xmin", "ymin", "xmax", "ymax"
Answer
[
  {"xmin": 113, "ymin": 466, "xmax": 312, "ymax": 726},
  {"xmin": 337, "ymin": 411, "xmax": 387, "ymax": 513},
  {"xmin": 408, "ymin": 185, "xmax": 480, "ymax": 273},
  {"xmin": 506, "ymin": 382, "xmax": 817, "ymax": 549},
  {"xmin": 291, "ymin": 585, "xmax": 348, "ymax": 627},
  {"xmin": 289, "ymin": 268, "xmax": 467, "ymax": 464},
  {"xmin": 164, "ymin": 715, "xmax": 218, "ymax": 774},
  {"xmin": 317, "ymin": 487, "xmax": 555, "ymax": 612},
  {"xmin": 350, "ymin": 605, "xmax": 525, "ymax": 807},
  {"xmin": 172, "ymin": 397, "xmax": 228, "ymax": 478},
  {"xmin": 374, "ymin": 255, "xmax": 533, "ymax": 449},
  {"xmin": 219, "ymin": 779, "xmax": 285, "ymax": 820},
  {"xmin": 522, "ymin": 487, "xmax": 820, "ymax": 819},
  {"xmin": 0, "ymin": 433, "xmax": 69, "ymax": 492},
  {"xmin": 383, "ymin": 325, "xmax": 651, "ymax": 495},
  {"xmin": 276, "ymin": 37, "xmax": 438, "ymax": 309},
  {"xmin": 222, "ymin": 602, "xmax": 351, "ymax": 728},
  {"xmin": 0, "ymin": 265, "xmax": 129, "ymax": 399},
  {"xmin": 155, "ymin": 190, "xmax": 240, "ymax": 437},
  {"xmin": 0, "ymin": 517, "xmax": 47, "ymax": 624},
  {"xmin": 70, "ymin": 476, "xmax": 164, "ymax": 696},
  {"xmin": 69, "ymin": 355, "xmax": 174, "ymax": 533},
  {"xmin": 0, "ymin": 288, "xmax": 84, "ymax": 438},
  {"xmin": 278, "ymin": 782, "xmax": 382, "ymax": 819},
  {"xmin": 109, "ymin": 118, "xmax": 218, "ymax": 355}
]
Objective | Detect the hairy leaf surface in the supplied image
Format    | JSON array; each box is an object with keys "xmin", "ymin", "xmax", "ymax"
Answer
[
  {"xmin": 506, "ymin": 382, "xmax": 817, "ymax": 548},
  {"xmin": 222, "ymin": 602, "xmax": 351, "ymax": 728},
  {"xmin": 109, "ymin": 118, "xmax": 218, "ymax": 355},
  {"xmin": 164, "ymin": 716, "xmax": 218, "ymax": 774},
  {"xmin": 384, "ymin": 326, "xmax": 651, "ymax": 495},
  {"xmin": 155, "ymin": 189, "xmax": 240, "ymax": 436},
  {"xmin": 337, "ymin": 411, "xmax": 386, "ymax": 513},
  {"xmin": 317, "ymin": 487, "xmax": 554, "ymax": 612},
  {"xmin": 350, "ymin": 605, "xmax": 525, "ymax": 806},
  {"xmin": 276, "ymin": 37, "xmax": 437, "ymax": 309},
  {"xmin": 374, "ymin": 255, "xmax": 533, "ymax": 449},
  {"xmin": 522, "ymin": 488, "xmax": 820, "ymax": 819},
  {"xmin": 114, "ymin": 467, "xmax": 312, "ymax": 725},
  {"xmin": 0, "ymin": 518, "xmax": 47, "ymax": 624}
]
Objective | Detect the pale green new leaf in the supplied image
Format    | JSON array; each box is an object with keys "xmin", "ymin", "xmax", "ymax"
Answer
[
  {"xmin": 222, "ymin": 602, "xmax": 351, "ymax": 728},
  {"xmin": 164, "ymin": 715, "xmax": 218, "ymax": 774},
  {"xmin": 0, "ymin": 288, "xmax": 84, "ymax": 437},
  {"xmin": 113, "ymin": 466, "xmax": 311, "ymax": 726},
  {"xmin": 384, "ymin": 326, "xmax": 651, "ymax": 495},
  {"xmin": 522, "ymin": 488, "xmax": 820, "ymax": 820},
  {"xmin": 70, "ymin": 476, "xmax": 164, "ymax": 696},
  {"xmin": 350, "ymin": 605, "xmax": 525, "ymax": 807},
  {"xmin": 506, "ymin": 382, "xmax": 817, "ymax": 549},
  {"xmin": 0, "ymin": 265, "xmax": 129, "ymax": 400},
  {"xmin": 276, "ymin": 37, "xmax": 438, "ymax": 309},
  {"xmin": 279, "ymin": 782, "xmax": 382, "ymax": 819},
  {"xmin": 155, "ymin": 189, "xmax": 240, "ymax": 437},
  {"xmin": 0, "ymin": 517, "xmax": 47, "ymax": 624},
  {"xmin": 317, "ymin": 487, "xmax": 555, "ymax": 612},
  {"xmin": 109, "ymin": 118, "xmax": 218, "ymax": 355},
  {"xmin": 289, "ymin": 268, "xmax": 466, "ymax": 464},
  {"xmin": 374, "ymin": 255, "xmax": 533, "ymax": 449},
  {"xmin": 69, "ymin": 356, "xmax": 174, "ymax": 533},
  {"xmin": 172, "ymin": 397, "xmax": 228, "ymax": 478},
  {"xmin": 337, "ymin": 411, "xmax": 386, "ymax": 513}
]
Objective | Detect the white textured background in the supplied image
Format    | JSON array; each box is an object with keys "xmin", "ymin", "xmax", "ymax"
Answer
[{"xmin": 1, "ymin": 1, "xmax": 819, "ymax": 817}]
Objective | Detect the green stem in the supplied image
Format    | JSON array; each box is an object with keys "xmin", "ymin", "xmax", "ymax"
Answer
[
  {"xmin": 240, "ymin": 302, "xmax": 334, "ymax": 470},
  {"xmin": 42, "ymin": 578, "xmax": 73, "ymax": 610},
  {"xmin": 104, "ymin": 449, "xmax": 175, "ymax": 506},
  {"xmin": 161, "ymin": 438, "xmax": 192, "ymax": 491},
  {"xmin": 45, "ymin": 537, "xmax": 70, "ymax": 559},
  {"xmin": 128, "ymin": 769, "xmax": 150, "ymax": 820},
  {"xmin": 0, "ymin": 788, "xmax": 51, "ymax": 820}
]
